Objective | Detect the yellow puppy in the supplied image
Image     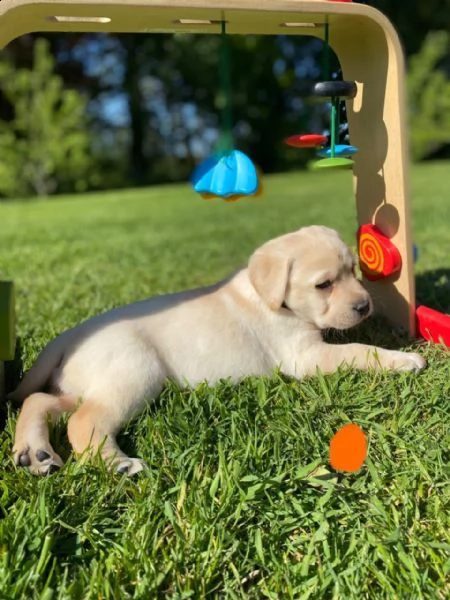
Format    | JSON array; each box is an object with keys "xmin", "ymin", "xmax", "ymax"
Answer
[{"xmin": 10, "ymin": 226, "xmax": 425, "ymax": 475}]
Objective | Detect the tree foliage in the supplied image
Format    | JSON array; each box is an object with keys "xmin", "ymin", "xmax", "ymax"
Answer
[
  {"xmin": 0, "ymin": 39, "xmax": 93, "ymax": 198},
  {"xmin": 407, "ymin": 31, "xmax": 450, "ymax": 161},
  {"xmin": 0, "ymin": 0, "xmax": 448, "ymax": 198},
  {"xmin": 371, "ymin": 0, "xmax": 450, "ymax": 56}
]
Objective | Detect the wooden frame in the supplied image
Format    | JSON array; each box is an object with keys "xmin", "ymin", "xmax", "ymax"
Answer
[{"xmin": 0, "ymin": 0, "xmax": 416, "ymax": 378}]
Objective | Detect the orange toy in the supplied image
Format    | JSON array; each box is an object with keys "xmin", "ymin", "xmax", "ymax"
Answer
[
  {"xmin": 329, "ymin": 423, "xmax": 368, "ymax": 473},
  {"xmin": 357, "ymin": 224, "xmax": 402, "ymax": 281}
]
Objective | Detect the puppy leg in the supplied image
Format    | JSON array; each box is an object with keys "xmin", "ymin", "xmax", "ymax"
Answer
[
  {"xmin": 288, "ymin": 342, "xmax": 425, "ymax": 377},
  {"xmin": 13, "ymin": 393, "xmax": 76, "ymax": 475},
  {"xmin": 67, "ymin": 401, "xmax": 146, "ymax": 476}
]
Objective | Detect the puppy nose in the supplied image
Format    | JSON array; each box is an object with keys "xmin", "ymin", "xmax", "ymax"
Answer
[{"xmin": 353, "ymin": 299, "xmax": 370, "ymax": 317}]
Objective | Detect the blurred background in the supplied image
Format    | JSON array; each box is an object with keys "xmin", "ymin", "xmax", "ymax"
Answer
[{"xmin": 0, "ymin": 0, "xmax": 449, "ymax": 200}]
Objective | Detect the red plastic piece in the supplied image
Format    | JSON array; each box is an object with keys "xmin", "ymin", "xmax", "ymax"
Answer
[
  {"xmin": 357, "ymin": 224, "xmax": 402, "ymax": 281},
  {"xmin": 416, "ymin": 305, "xmax": 450, "ymax": 347},
  {"xmin": 284, "ymin": 134, "xmax": 327, "ymax": 148}
]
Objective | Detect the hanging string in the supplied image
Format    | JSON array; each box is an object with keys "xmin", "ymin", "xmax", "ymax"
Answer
[
  {"xmin": 322, "ymin": 21, "xmax": 337, "ymax": 158},
  {"xmin": 323, "ymin": 22, "xmax": 330, "ymax": 80},
  {"xmin": 218, "ymin": 20, "xmax": 233, "ymax": 153},
  {"xmin": 330, "ymin": 98, "xmax": 339, "ymax": 158}
]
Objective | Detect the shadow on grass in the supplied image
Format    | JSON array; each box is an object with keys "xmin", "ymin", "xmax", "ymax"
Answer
[
  {"xmin": 327, "ymin": 269, "xmax": 450, "ymax": 349},
  {"xmin": 1, "ymin": 337, "xmax": 24, "ymax": 429},
  {"xmin": 415, "ymin": 268, "xmax": 450, "ymax": 314},
  {"xmin": 323, "ymin": 314, "xmax": 415, "ymax": 350},
  {"xmin": 4, "ymin": 336, "xmax": 24, "ymax": 395}
]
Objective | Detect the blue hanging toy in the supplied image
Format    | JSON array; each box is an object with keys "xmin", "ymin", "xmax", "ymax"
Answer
[{"xmin": 191, "ymin": 21, "xmax": 260, "ymax": 201}]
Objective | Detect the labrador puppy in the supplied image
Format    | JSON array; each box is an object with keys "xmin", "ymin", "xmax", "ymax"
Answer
[{"xmin": 10, "ymin": 226, "xmax": 425, "ymax": 475}]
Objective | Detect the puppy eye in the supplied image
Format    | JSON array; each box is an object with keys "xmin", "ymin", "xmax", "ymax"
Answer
[{"xmin": 316, "ymin": 280, "xmax": 333, "ymax": 290}]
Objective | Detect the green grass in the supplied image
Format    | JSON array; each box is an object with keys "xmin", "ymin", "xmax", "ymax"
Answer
[{"xmin": 0, "ymin": 162, "xmax": 449, "ymax": 599}]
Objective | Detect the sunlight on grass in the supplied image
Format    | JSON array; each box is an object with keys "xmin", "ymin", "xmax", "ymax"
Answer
[{"xmin": 0, "ymin": 162, "xmax": 449, "ymax": 598}]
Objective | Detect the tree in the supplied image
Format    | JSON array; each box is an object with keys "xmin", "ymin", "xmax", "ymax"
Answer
[
  {"xmin": 407, "ymin": 31, "xmax": 450, "ymax": 160},
  {"xmin": 117, "ymin": 33, "xmax": 323, "ymax": 179},
  {"xmin": 365, "ymin": 0, "xmax": 450, "ymax": 56},
  {"xmin": 0, "ymin": 38, "xmax": 93, "ymax": 198}
]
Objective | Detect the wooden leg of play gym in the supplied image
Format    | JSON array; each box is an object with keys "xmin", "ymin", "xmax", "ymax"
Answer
[{"xmin": 331, "ymin": 13, "xmax": 416, "ymax": 336}]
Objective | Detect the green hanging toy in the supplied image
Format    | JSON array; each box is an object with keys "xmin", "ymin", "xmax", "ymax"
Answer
[
  {"xmin": 191, "ymin": 21, "xmax": 261, "ymax": 201},
  {"xmin": 284, "ymin": 21, "xmax": 358, "ymax": 169}
]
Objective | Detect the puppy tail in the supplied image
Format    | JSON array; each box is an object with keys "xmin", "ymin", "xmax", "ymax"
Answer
[{"xmin": 7, "ymin": 338, "xmax": 66, "ymax": 404}]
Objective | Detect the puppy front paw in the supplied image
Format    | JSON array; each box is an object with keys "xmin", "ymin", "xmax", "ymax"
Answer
[{"xmin": 388, "ymin": 351, "xmax": 426, "ymax": 373}]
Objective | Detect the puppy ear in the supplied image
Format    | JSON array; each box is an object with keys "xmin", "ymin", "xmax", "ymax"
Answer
[{"xmin": 248, "ymin": 250, "xmax": 291, "ymax": 311}]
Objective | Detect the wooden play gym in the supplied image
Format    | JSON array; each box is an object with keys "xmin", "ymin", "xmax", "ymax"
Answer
[{"xmin": 1, "ymin": 0, "xmax": 448, "ymax": 390}]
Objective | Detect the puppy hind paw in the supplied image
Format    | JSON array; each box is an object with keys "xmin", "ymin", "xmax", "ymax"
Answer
[{"xmin": 13, "ymin": 445, "xmax": 64, "ymax": 476}]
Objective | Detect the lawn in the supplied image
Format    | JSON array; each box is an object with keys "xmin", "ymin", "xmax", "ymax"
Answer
[{"xmin": 0, "ymin": 162, "xmax": 449, "ymax": 598}]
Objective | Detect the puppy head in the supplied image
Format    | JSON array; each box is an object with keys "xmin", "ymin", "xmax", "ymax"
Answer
[{"xmin": 248, "ymin": 225, "xmax": 372, "ymax": 330}]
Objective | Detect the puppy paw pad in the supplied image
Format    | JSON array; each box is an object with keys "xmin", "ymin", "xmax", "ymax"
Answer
[
  {"xmin": 18, "ymin": 452, "xmax": 31, "ymax": 467},
  {"xmin": 115, "ymin": 458, "xmax": 147, "ymax": 476},
  {"xmin": 36, "ymin": 450, "xmax": 51, "ymax": 462},
  {"xmin": 116, "ymin": 464, "xmax": 130, "ymax": 474},
  {"xmin": 42, "ymin": 463, "xmax": 61, "ymax": 475}
]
